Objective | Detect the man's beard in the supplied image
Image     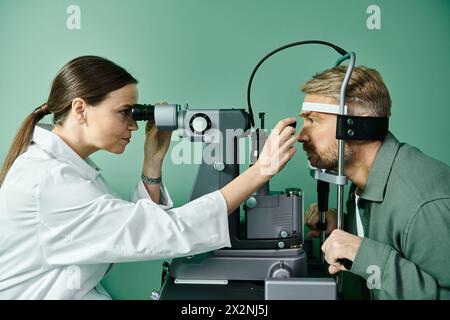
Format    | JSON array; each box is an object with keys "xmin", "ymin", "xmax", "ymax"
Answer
[{"xmin": 303, "ymin": 141, "xmax": 353, "ymax": 171}]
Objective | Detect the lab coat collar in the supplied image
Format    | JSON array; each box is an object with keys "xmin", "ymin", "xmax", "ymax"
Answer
[
  {"xmin": 32, "ymin": 125, "xmax": 101, "ymax": 180},
  {"xmin": 360, "ymin": 131, "xmax": 400, "ymax": 202}
]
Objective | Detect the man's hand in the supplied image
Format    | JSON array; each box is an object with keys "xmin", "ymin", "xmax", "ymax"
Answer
[
  {"xmin": 321, "ymin": 229, "xmax": 363, "ymax": 274},
  {"xmin": 304, "ymin": 203, "xmax": 337, "ymax": 238}
]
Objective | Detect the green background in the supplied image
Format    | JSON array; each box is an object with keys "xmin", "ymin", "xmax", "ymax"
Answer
[{"xmin": 1, "ymin": 0, "xmax": 449, "ymax": 299}]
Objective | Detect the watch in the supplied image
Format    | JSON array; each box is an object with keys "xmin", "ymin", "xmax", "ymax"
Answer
[{"xmin": 141, "ymin": 174, "xmax": 162, "ymax": 185}]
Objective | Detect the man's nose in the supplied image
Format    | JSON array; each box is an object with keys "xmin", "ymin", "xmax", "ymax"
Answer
[{"xmin": 297, "ymin": 126, "xmax": 309, "ymax": 143}]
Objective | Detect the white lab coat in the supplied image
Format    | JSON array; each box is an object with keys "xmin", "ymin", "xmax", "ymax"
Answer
[{"xmin": 0, "ymin": 125, "xmax": 231, "ymax": 299}]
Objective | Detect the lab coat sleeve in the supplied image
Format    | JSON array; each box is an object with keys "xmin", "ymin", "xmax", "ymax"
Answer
[
  {"xmin": 37, "ymin": 162, "xmax": 231, "ymax": 265},
  {"xmin": 130, "ymin": 179, "xmax": 173, "ymax": 210},
  {"xmin": 350, "ymin": 199, "xmax": 450, "ymax": 299}
]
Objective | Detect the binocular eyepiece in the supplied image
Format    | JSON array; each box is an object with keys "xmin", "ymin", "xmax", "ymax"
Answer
[{"xmin": 131, "ymin": 104, "xmax": 155, "ymax": 121}]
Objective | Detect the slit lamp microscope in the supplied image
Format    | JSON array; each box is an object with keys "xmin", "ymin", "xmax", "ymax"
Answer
[{"xmin": 131, "ymin": 40, "xmax": 388, "ymax": 300}]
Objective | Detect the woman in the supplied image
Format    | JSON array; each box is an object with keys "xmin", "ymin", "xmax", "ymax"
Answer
[{"xmin": 0, "ymin": 56, "xmax": 297, "ymax": 299}]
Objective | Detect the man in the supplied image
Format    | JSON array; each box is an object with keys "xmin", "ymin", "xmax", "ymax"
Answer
[{"xmin": 298, "ymin": 66, "xmax": 450, "ymax": 299}]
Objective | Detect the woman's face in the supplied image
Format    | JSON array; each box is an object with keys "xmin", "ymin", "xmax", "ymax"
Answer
[{"xmin": 84, "ymin": 83, "xmax": 139, "ymax": 154}]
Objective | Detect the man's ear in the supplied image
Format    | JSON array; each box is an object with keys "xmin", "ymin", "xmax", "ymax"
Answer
[{"xmin": 71, "ymin": 98, "xmax": 87, "ymax": 124}]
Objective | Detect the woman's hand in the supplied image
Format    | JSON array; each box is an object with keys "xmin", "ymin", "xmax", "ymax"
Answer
[
  {"xmin": 254, "ymin": 117, "xmax": 297, "ymax": 177},
  {"xmin": 143, "ymin": 120, "xmax": 172, "ymax": 164},
  {"xmin": 141, "ymin": 105, "xmax": 173, "ymax": 204},
  {"xmin": 220, "ymin": 117, "xmax": 297, "ymax": 215},
  {"xmin": 143, "ymin": 102, "xmax": 173, "ymax": 164}
]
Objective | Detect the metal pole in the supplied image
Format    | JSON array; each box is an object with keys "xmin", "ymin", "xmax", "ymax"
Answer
[
  {"xmin": 335, "ymin": 52, "xmax": 356, "ymax": 295},
  {"xmin": 336, "ymin": 141, "xmax": 346, "ymax": 294},
  {"xmin": 320, "ymin": 211, "xmax": 327, "ymax": 264}
]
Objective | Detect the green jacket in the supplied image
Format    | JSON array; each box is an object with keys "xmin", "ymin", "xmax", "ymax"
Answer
[{"xmin": 344, "ymin": 132, "xmax": 450, "ymax": 300}]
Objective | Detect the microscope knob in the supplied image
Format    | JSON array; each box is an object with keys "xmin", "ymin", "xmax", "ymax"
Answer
[
  {"xmin": 271, "ymin": 261, "xmax": 291, "ymax": 278},
  {"xmin": 272, "ymin": 268, "xmax": 290, "ymax": 278},
  {"xmin": 245, "ymin": 196, "xmax": 257, "ymax": 208},
  {"xmin": 189, "ymin": 113, "xmax": 211, "ymax": 135},
  {"xmin": 213, "ymin": 161, "xmax": 225, "ymax": 171}
]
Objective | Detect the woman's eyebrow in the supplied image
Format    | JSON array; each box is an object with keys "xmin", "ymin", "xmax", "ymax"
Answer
[{"xmin": 119, "ymin": 104, "xmax": 133, "ymax": 109}]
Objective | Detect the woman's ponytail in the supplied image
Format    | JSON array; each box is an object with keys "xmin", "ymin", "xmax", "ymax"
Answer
[{"xmin": 0, "ymin": 103, "xmax": 50, "ymax": 186}]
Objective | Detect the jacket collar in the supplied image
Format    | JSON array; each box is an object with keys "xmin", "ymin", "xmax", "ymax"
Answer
[
  {"xmin": 32, "ymin": 125, "xmax": 101, "ymax": 180},
  {"xmin": 360, "ymin": 131, "xmax": 400, "ymax": 202}
]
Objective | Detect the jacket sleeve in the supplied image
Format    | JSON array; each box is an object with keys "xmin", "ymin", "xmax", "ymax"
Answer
[
  {"xmin": 129, "ymin": 177, "xmax": 174, "ymax": 210},
  {"xmin": 350, "ymin": 199, "xmax": 450, "ymax": 299},
  {"xmin": 37, "ymin": 162, "xmax": 231, "ymax": 266}
]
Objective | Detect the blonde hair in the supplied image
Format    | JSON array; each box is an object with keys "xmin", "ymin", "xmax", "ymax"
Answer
[{"xmin": 302, "ymin": 66, "xmax": 391, "ymax": 117}]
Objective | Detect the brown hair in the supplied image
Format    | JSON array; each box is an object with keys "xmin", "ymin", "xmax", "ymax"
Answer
[
  {"xmin": 302, "ymin": 66, "xmax": 391, "ymax": 117},
  {"xmin": 0, "ymin": 56, "xmax": 138, "ymax": 186}
]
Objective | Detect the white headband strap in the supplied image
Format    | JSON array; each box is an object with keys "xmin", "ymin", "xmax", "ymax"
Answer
[{"xmin": 302, "ymin": 102, "xmax": 347, "ymax": 115}]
